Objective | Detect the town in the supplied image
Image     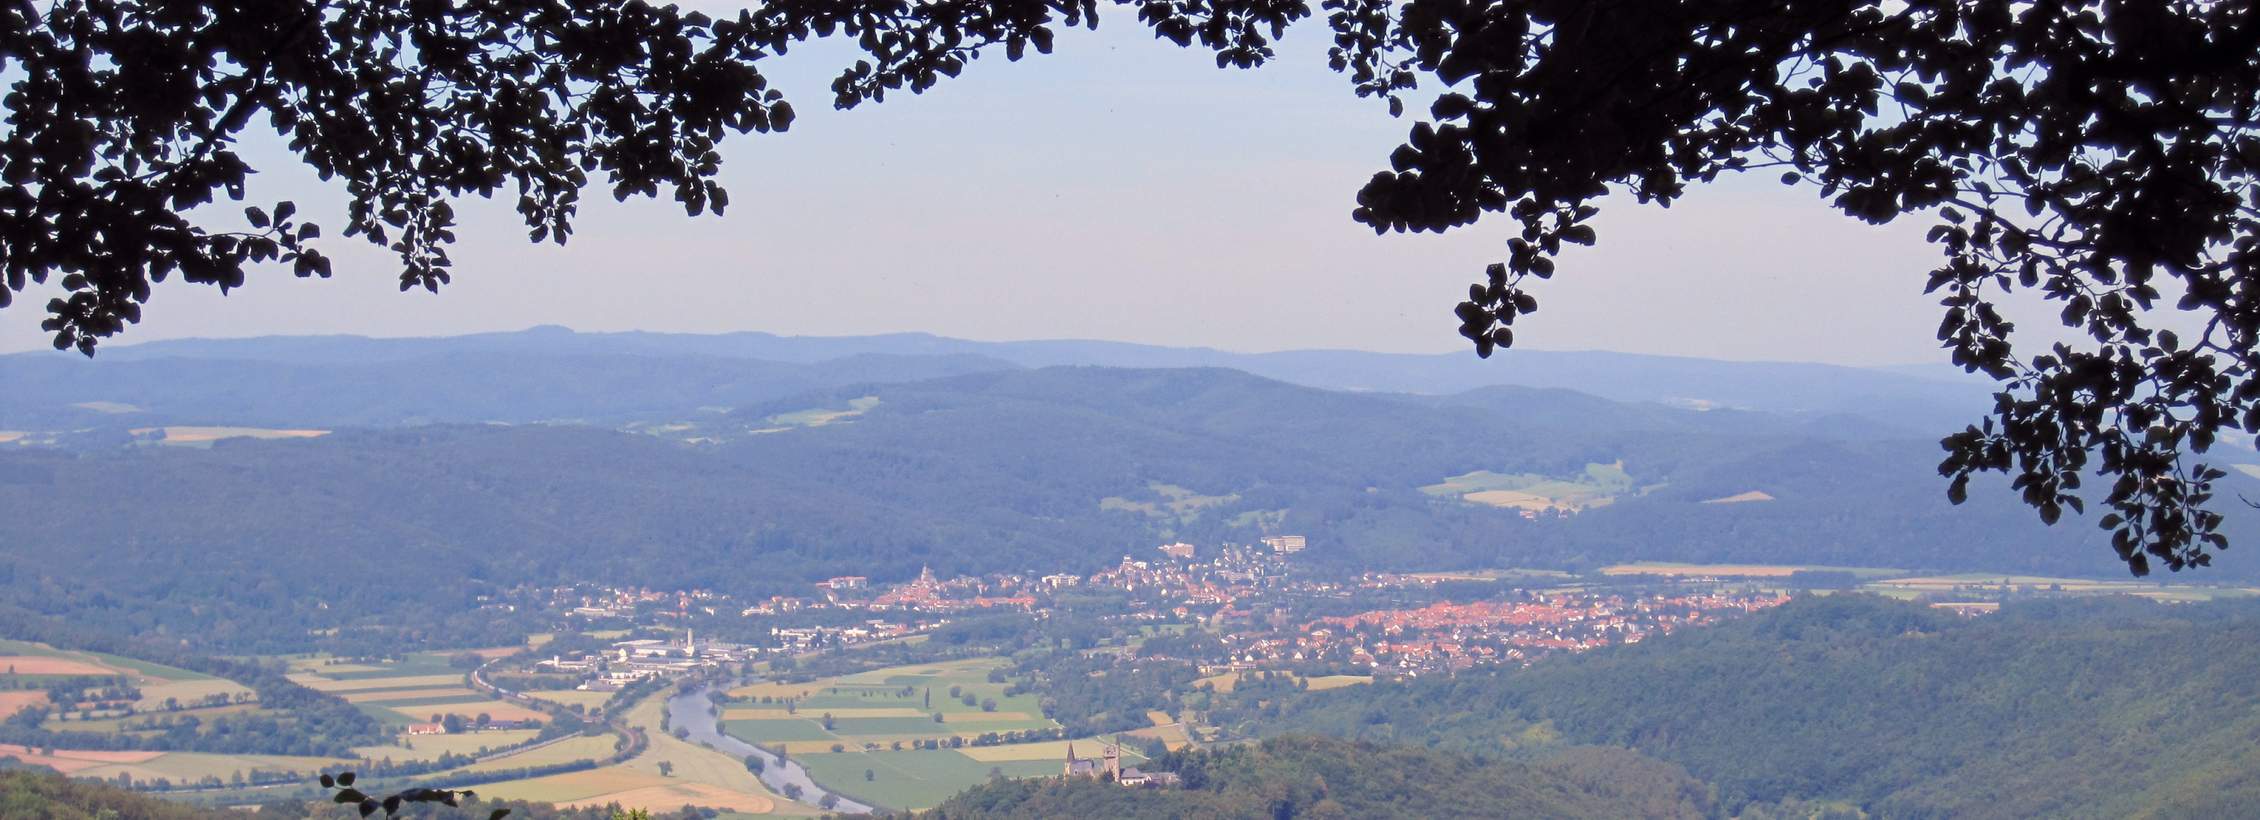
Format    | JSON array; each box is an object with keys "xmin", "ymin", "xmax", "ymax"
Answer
[{"xmin": 511, "ymin": 537, "xmax": 1796, "ymax": 683}]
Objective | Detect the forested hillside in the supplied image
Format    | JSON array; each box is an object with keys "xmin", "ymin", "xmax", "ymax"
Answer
[
  {"xmin": 0, "ymin": 768, "xmax": 217, "ymax": 819},
  {"xmin": 1257, "ymin": 595, "xmax": 2260, "ymax": 818},
  {"xmin": 923, "ymin": 736, "xmax": 1711, "ymax": 819},
  {"xmin": 25, "ymin": 326, "xmax": 1987, "ymax": 421},
  {"xmin": 0, "ymin": 367, "xmax": 2239, "ymax": 651}
]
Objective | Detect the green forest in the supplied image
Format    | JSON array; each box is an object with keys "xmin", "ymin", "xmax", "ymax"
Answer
[
  {"xmin": 2, "ymin": 366, "xmax": 2225, "ymax": 653},
  {"xmin": 1252, "ymin": 595, "xmax": 2260, "ymax": 818},
  {"xmin": 923, "ymin": 735, "xmax": 1711, "ymax": 819}
]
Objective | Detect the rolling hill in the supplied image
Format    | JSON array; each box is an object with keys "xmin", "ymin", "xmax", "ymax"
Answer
[{"xmin": 0, "ymin": 363, "xmax": 2230, "ymax": 652}]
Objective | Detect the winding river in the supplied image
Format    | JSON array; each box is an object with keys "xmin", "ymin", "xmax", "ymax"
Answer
[{"xmin": 664, "ymin": 683, "xmax": 875, "ymax": 814}]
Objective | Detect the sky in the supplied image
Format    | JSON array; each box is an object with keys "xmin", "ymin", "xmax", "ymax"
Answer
[{"xmin": 0, "ymin": 12, "xmax": 1965, "ymax": 365}]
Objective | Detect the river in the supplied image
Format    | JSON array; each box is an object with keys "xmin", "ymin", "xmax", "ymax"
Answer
[{"xmin": 664, "ymin": 683, "xmax": 875, "ymax": 814}]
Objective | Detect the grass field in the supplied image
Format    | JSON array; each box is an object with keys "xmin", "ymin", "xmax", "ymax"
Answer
[
  {"xmin": 1099, "ymin": 481, "xmax": 1240, "ymax": 523},
  {"xmin": 797, "ymin": 749, "xmax": 1065, "ymax": 810},
  {"xmin": 723, "ymin": 658, "xmax": 1155, "ymax": 811},
  {"xmin": 338, "ymin": 686, "xmax": 484, "ymax": 704},
  {"xmin": 1600, "ymin": 561, "xmax": 1909, "ymax": 578},
  {"xmin": 1422, "ymin": 462, "xmax": 1635, "ymax": 512},
  {"xmin": 763, "ymin": 395, "xmax": 881, "ymax": 429},
  {"xmin": 135, "ymin": 678, "xmax": 254, "ymax": 711},
  {"xmin": 523, "ymin": 689, "xmax": 612, "ymax": 710},
  {"xmin": 1865, "ymin": 574, "xmax": 2260, "ymax": 602},
  {"xmin": 291, "ymin": 673, "xmax": 465, "ymax": 692}
]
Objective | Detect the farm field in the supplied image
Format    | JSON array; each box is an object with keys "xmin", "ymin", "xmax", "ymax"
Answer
[
  {"xmin": 286, "ymin": 654, "xmax": 544, "ymax": 727},
  {"xmin": 461, "ymin": 733, "xmax": 621, "ymax": 773},
  {"xmin": 1193, "ymin": 672, "xmax": 1372, "ymax": 694},
  {"xmin": 475, "ymin": 685, "xmax": 811, "ymax": 815},
  {"xmin": 1599, "ymin": 562, "xmax": 1909, "ymax": 578},
  {"xmin": 0, "ymin": 744, "xmax": 349, "ymax": 788},
  {"xmin": 1864, "ymin": 574, "xmax": 2260, "ymax": 602},
  {"xmin": 1422, "ymin": 462, "xmax": 1637, "ymax": 512},
  {"xmin": 723, "ymin": 658, "xmax": 1148, "ymax": 811},
  {"xmin": 722, "ymin": 658, "xmax": 1052, "ymax": 755},
  {"xmin": 129, "ymin": 426, "xmax": 329, "ymax": 446},
  {"xmin": 523, "ymin": 689, "xmax": 612, "ymax": 710},
  {"xmin": 351, "ymin": 729, "xmax": 542, "ymax": 764},
  {"xmin": 0, "ymin": 640, "xmax": 260, "ymax": 742},
  {"xmin": 797, "ymin": 748, "xmax": 1068, "ymax": 810}
]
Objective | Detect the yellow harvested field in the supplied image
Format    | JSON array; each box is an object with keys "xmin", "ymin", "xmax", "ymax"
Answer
[
  {"xmin": 560, "ymin": 782, "xmax": 777, "ymax": 814},
  {"xmin": 1194, "ymin": 672, "xmax": 1367, "ymax": 693},
  {"xmin": 0, "ymin": 691, "xmax": 47, "ymax": 717},
  {"xmin": 136, "ymin": 678, "xmax": 253, "ymax": 710},
  {"xmin": 354, "ymin": 729, "xmax": 542, "ymax": 762},
  {"xmin": 524, "ymin": 690, "xmax": 612, "ymax": 710},
  {"xmin": 51, "ymin": 750, "xmax": 350, "ymax": 783},
  {"xmin": 342, "ymin": 686, "xmax": 483, "ymax": 704},
  {"xmin": 465, "ymin": 734, "xmax": 620, "ymax": 773},
  {"xmin": 1700, "ymin": 490, "xmax": 1777, "ymax": 504},
  {"xmin": 473, "ymin": 767, "xmax": 658, "ymax": 803},
  {"xmin": 1145, "ymin": 710, "xmax": 1173, "ymax": 727},
  {"xmin": 0, "ymin": 656, "xmax": 120, "ymax": 676},
  {"xmin": 386, "ymin": 700, "xmax": 547, "ymax": 724},
  {"xmin": 132, "ymin": 426, "xmax": 328, "ymax": 443},
  {"xmin": 0, "ymin": 745, "xmax": 162, "ymax": 773},
  {"xmin": 1123, "ymin": 724, "xmax": 1192, "ymax": 751},
  {"xmin": 0, "ymin": 432, "xmax": 21, "ymax": 443},
  {"xmin": 481, "ymin": 691, "xmax": 808, "ymax": 816}
]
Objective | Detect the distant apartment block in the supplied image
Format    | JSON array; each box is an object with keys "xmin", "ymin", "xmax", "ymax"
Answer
[
  {"xmin": 820, "ymin": 575, "xmax": 869, "ymax": 590},
  {"xmin": 1262, "ymin": 535, "xmax": 1306, "ymax": 554},
  {"xmin": 1158, "ymin": 542, "xmax": 1196, "ymax": 560}
]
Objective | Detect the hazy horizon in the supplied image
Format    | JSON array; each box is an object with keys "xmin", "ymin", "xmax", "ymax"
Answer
[
  {"xmin": 1, "ymin": 321, "xmax": 1980, "ymax": 371},
  {"xmin": 0, "ymin": 15, "xmax": 1973, "ymax": 368}
]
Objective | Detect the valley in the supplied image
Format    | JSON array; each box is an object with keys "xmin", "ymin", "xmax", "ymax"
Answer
[{"xmin": 1, "ymin": 331, "xmax": 2255, "ymax": 818}]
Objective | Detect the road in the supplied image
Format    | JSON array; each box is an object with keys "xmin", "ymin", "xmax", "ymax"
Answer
[{"xmin": 666, "ymin": 683, "xmax": 874, "ymax": 814}]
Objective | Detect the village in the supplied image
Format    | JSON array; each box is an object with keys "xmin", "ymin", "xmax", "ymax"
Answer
[{"xmin": 517, "ymin": 537, "xmax": 1796, "ymax": 683}]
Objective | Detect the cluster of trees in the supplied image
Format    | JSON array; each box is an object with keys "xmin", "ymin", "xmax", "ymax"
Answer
[
  {"xmin": 1257, "ymin": 595, "xmax": 2260, "ymax": 817},
  {"xmin": 1003, "ymin": 652, "xmax": 1200, "ymax": 737},
  {"xmin": 924, "ymin": 735, "xmax": 1710, "ymax": 819},
  {"xmin": 7, "ymin": 675, "xmax": 140, "ymax": 713}
]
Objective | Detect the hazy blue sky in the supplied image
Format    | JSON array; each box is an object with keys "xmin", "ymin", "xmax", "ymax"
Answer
[{"xmin": 0, "ymin": 13, "xmax": 1964, "ymax": 365}]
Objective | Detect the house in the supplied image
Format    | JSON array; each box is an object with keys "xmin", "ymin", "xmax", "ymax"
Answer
[
  {"xmin": 1117, "ymin": 768, "xmax": 1181, "ymax": 788},
  {"xmin": 407, "ymin": 722, "xmax": 447, "ymax": 736}
]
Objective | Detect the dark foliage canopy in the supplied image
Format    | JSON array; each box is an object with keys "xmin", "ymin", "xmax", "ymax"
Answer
[{"xmin": 4, "ymin": 0, "xmax": 2257, "ymax": 572}]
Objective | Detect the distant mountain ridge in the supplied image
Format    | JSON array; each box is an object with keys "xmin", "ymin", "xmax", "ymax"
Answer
[{"xmin": 4, "ymin": 326, "xmax": 1993, "ymax": 430}]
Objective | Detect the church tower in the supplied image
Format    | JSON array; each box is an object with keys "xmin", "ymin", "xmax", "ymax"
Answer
[{"xmin": 1103, "ymin": 740, "xmax": 1121, "ymax": 780}]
